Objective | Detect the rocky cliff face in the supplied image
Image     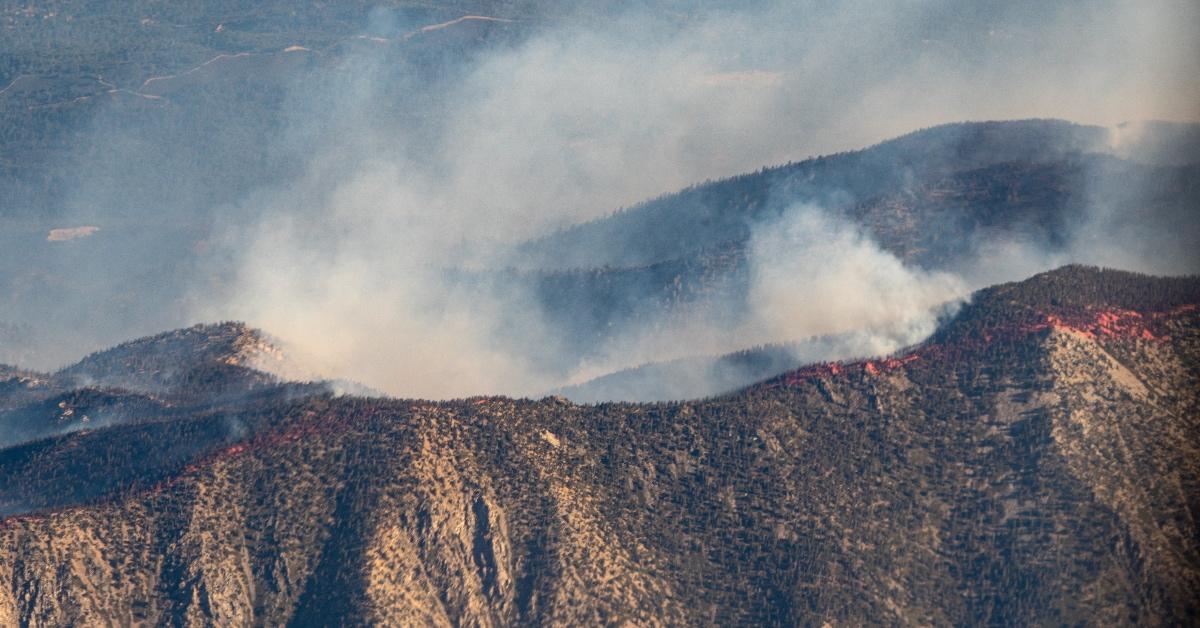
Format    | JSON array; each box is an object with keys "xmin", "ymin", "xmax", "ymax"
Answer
[{"xmin": 0, "ymin": 266, "xmax": 1197, "ymax": 625}]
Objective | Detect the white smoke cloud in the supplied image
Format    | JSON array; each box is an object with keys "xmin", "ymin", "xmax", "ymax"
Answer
[
  {"xmin": 5, "ymin": 0, "xmax": 1197, "ymax": 398},
  {"xmin": 747, "ymin": 205, "xmax": 966, "ymax": 350},
  {"xmin": 559, "ymin": 204, "xmax": 967, "ymax": 392},
  {"xmin": 190, "ymin": 0, "xmax": 1197, "ymax": 399}
]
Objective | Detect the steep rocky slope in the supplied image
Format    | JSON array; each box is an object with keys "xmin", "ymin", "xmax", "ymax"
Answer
[{"xmin": 0, "ymin": 266, "xmax": 1197, "ymax": 625}]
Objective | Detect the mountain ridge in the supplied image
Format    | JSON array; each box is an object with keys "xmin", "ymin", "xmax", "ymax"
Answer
[
  {"xmin": 1, "ymin": 265, "xmax": 1197, "ymax": 624},
  {"xmin": 515, "ymin": 120, "xmax": 1196, "ymax": 271}
]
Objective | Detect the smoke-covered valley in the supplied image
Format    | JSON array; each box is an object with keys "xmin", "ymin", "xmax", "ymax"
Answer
[{"xmin": 1, "ymin": 0, "xmax": 1198, "ymax": 400}]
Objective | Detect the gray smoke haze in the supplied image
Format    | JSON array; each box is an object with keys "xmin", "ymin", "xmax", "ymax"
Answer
[
  {"xmin": 560, "ymin": 205, "xmax": 966, "ymax": 390},
  {"xmin": 2, "ymin": 0, "xmax": 1198, "ymax": 399},
  {"xmin": 746, "ymin": 207, "xmax": 965, "ymax": 352}
]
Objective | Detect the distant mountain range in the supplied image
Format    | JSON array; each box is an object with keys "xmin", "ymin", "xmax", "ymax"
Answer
[{"xmin": 1, "ymin": 265, "xmax": 1197, "ymax": 624}]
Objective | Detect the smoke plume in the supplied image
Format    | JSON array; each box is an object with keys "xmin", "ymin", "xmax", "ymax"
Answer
[{"xmin": 1, "ymin": 0, "xmax": 1197, "ymax": 400}]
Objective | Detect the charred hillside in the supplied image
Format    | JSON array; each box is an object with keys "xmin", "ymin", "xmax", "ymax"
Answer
[{"xmin": 0, "ymin": 266, "xmax": 1197, "ymax": 625}]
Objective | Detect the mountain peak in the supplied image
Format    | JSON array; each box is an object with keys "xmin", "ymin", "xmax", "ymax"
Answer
[
  {"xmin": 752, "ymin": 265, "xmax": 1200, "ymax": 392},
  {"xmin": 55, "ymin": 322, "xmax": 284, "ymax": 393},
  {"xmin": 924, "ymin": 265, "xmax": 1197, "ymax": 342}
]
